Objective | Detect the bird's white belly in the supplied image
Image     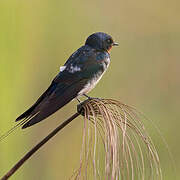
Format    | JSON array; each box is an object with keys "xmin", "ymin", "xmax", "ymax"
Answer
[
  {"xmin": 78, "ymin": 71, "xmax": 105, "ymax": 96},
  {"xmin": 78, "ymin": 57, "xmax": 110, "ymax": 96}
]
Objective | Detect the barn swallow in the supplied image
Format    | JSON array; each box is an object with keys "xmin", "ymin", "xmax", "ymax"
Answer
[{"xmin": 16, "ymin": 32, "xmax": 118, "ymax": 128}]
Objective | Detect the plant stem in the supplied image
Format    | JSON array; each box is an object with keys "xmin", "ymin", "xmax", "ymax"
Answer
[{"xmin": 1, "ymin": 112, "xmax": 80, "ymax": 180}]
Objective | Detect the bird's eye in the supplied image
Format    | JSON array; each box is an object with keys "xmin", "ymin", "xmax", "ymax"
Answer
[{"xmin": 106, "ymin": 39, "xmax": 112, "ymax": 44}]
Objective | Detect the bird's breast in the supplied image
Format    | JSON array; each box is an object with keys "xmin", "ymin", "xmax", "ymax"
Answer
[{"xmin": 78, "ymin": 57, "xmax": 110, "ymax": 96}]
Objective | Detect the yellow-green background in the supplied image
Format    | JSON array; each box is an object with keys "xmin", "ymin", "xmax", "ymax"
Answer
[{"xmin": 0, "ymin": 0, "xmax": 179, "ymax": 179}]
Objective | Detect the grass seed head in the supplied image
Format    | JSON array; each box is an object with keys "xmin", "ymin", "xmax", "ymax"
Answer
[{"xmin": 73, "ymin": 98, "xmax": 162, "ymax": 180}]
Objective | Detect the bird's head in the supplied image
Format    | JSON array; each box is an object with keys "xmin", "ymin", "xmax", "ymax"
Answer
[{"xmin": 85, "ymin": 32, "xmax": 118, "ymax": 52}]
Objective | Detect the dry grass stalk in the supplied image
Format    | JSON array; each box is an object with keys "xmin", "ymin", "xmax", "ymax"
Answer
[{"xmin": 72, "ymin": 98, "xmax": 162, "ymax": 180}]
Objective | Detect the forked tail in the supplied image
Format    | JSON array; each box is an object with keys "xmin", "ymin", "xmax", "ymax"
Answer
[{"xmin": 0, "ymin": 119, "xmax": 29, "ymax": 142}]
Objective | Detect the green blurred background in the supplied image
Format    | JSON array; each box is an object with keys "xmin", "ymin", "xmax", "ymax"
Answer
[{"xmin": 0, "ymin": 0, "xmax": 180, "ymax": 179}]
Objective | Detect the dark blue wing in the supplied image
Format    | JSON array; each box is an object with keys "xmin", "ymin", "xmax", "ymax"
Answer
[{"xmin": 16, "ymin": 71, "xmax": 89, "ymax": 129}]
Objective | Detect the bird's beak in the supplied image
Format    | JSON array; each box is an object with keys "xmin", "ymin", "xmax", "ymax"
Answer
[{"xmin": 113, "ymin": 42, "xmax": 119, "ymax": 46}]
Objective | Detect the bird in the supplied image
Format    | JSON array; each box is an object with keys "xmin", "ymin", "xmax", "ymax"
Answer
[{"xmin": 16, "ymin": 32, "xmax": 118, "ymax": 129}]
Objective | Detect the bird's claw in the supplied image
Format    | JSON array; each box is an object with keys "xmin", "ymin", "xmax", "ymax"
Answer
[{"xmin": 83, "ymin": 94, "xmax": 102, "ymax": 101}]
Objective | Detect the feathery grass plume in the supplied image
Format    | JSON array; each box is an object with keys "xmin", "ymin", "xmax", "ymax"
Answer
[{"xmin": 72, "ymin": 98, "xmax": 162, "ymax": 180}]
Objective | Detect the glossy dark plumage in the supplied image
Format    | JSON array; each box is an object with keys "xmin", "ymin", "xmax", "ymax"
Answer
[{"xmin": 16, "ymin": 32, "xmax": 118, "ymax": 128}]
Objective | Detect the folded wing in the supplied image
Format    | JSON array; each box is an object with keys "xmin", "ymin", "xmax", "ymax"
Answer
[{"xmin": 16, "ymin": 72, "xmax": 87, "ymax": 129}]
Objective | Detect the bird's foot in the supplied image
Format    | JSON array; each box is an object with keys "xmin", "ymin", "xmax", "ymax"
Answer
[
  {"xmin": 76, "ymin": 97, "xmax": 82, "ymax": 103},
  {"xmin": 83, "ymin": 94, "xmax": 102, "ymax": 101}
]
